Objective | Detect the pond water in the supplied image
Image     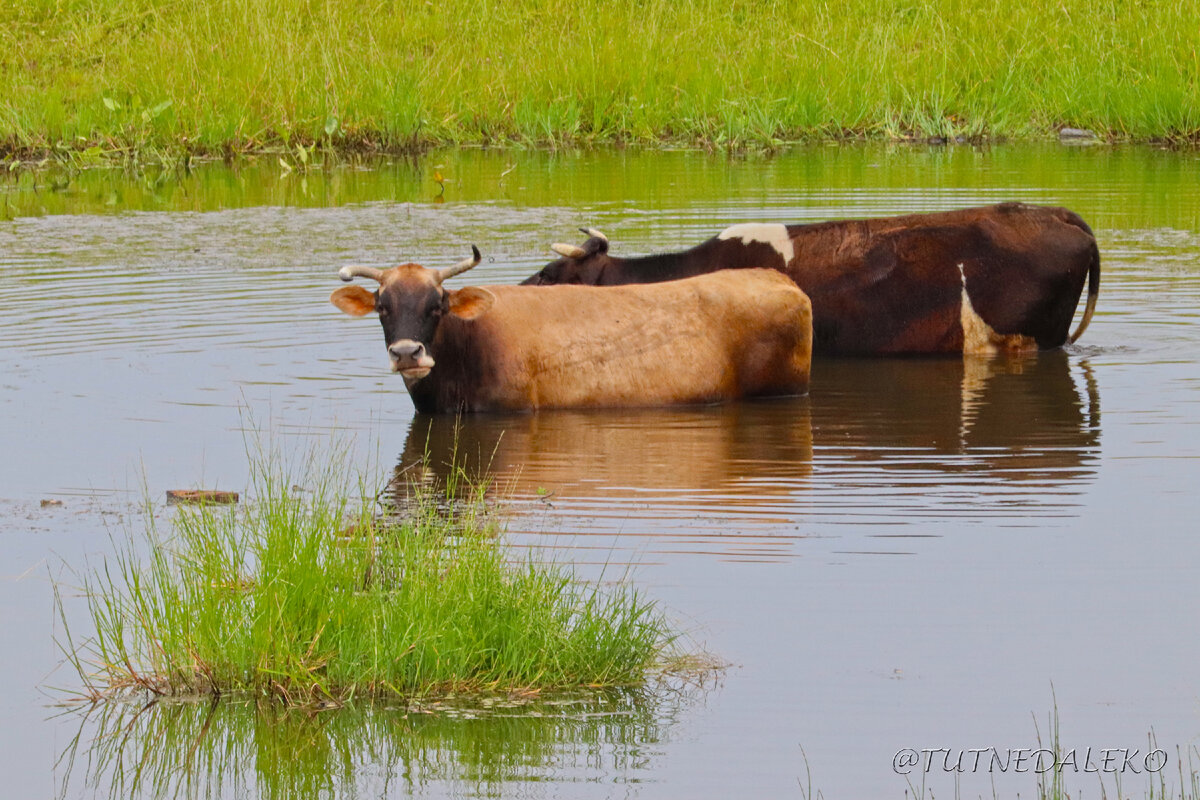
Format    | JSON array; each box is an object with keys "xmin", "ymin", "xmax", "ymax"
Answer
[{"xmin": 3, "ymin": 144, "xmax": 1200, "ymax": 798}]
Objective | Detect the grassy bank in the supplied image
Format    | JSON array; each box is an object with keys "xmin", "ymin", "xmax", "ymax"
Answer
[
  {"xmin": 61, "ymin": 452, "xmax": 674, "ymax": 705},
  {"xmin": 3, "ymin": 0, "xmax": 1198, "ymax": 162}
]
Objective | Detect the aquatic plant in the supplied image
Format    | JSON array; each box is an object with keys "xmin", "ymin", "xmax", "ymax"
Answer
[{"xmin": 59, "ymin": 448, "xmax": 674, "ymax": 705}]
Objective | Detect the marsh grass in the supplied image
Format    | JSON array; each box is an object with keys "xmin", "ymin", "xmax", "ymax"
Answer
[
  {"xmin": 3, "ymin": 0, "xmax": 1199, "ymax": 163},
  {"xmin": 60, "ymin": 448, "xmax": 673, "ymax": 706},
  {"xmin": 890, "ymin": 701, "xmax": 1200, "ymax": 800},
  {"xmin": 1032, "ymin": 703, "xmax": 1199, "ymax": 800}
]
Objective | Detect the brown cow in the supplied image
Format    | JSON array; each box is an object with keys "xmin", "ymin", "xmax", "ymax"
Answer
[
  {"xmin": 330, "ymin": 248, "xmax": 812, "ymax": 413},
  {"xmin": 521, "ymin": 203, "xmax": 1100, "ymax": 356}
]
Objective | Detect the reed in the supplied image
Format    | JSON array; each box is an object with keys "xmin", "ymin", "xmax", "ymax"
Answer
[
  {"xmin": 3, "ymin": 0, "xmax": 1198, "ymax": 161},
  {"xmin": 61, "ymin": 447, "xmax": 673, "ymax": 705}
]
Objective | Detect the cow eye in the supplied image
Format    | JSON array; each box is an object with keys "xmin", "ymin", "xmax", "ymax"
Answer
[{"xmin": 377, "ymin": 305, "xmax": 389, "ymax": 317}]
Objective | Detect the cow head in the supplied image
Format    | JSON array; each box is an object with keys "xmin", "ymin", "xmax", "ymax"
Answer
[
  {"xmin": 330, "ymin": 246, "xmax": 493, "ymax": 380},
  {"xmin": 521, "ymin": 227, "xmax": 611, "ymax": 285}
]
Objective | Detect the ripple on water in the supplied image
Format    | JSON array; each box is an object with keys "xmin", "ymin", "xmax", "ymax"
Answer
[{"xmin": 6, "ymin": 150, "xmax": 1200, "ymax": 800}]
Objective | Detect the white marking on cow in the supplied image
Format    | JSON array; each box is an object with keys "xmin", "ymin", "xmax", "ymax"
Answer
[
  {"xmin": 718, "ymin": 223, "xmax": 794, "ymax": 264},
  {"xmin": 958, "ymin": 262, "xmax": 1037, "ymax": 356},
  {"xmin": 958, "ymin": 263, "xmax": 992, "ymax": 355},
  {"xmin": 388, "ymin": 338, "xmax": 436, "ymax": 375}
]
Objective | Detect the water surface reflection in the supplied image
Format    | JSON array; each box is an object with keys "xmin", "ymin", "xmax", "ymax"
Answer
[
  {"xmin": 392, "ymin": 352, "xmax": 1100, "ymax": 562},
  {"xmin": 59, "ymin": 687, "xmax": 694, "ymax": 800},
  {"xmin": 812, "ymin": 351, "xmax": 1099, "ymax": 479},
  {"xmin": 7, "ymin": 143, "xmax": 1196, "ymax": 799}
]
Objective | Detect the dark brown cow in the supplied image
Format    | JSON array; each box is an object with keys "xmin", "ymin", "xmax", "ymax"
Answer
[
  {"xmin": 521, "ymin": 203, "xmax": 1100, "ymax": 356},
  {"xmin": 330, "ymin": 248, "xmax": 813, "ymax": 413}
]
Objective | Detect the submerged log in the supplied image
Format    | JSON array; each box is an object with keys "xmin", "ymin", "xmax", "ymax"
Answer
[{"xmin": 166, "ymin": 490, "xmax": 239, "ymax": 505}]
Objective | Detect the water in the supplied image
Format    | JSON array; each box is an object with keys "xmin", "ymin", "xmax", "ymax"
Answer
[{"xmin": 3, "ymin": 144, "xmax": 1200, "ymax": 798}]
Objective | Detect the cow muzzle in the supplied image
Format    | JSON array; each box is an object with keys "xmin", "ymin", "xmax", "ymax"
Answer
[{"xmin": 387, "ymin": 340, "xmax": 435, "ymax": 379}]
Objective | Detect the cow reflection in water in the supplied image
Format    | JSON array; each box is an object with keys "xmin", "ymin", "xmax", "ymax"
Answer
[
  {"xmin": 393, "ymin": 400, "xmax": 815, "ymax": 509},
  {"xmin": 809, "ymin": 350, "xmax": 1099, "ymax": 481},
  {"xmin": 390, "ymin": 351, "xmax": 1099, "ymax": 516}
]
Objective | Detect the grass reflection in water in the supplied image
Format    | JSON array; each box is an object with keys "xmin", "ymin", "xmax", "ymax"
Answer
[{"xmin": 57, "ymin": 681, "xmax": 707, "ymax": 800}]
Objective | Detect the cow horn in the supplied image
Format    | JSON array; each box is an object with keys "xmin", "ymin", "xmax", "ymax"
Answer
[
  {"xmin": 579, "ymin": 227, "xmax": 608, "ymax": 242},
  {"xmin": 436, "ymin": 245, "xmax": 482, "ymax": 283},
  {"xmin": 550, "ymin": 243, "xmax": 587, "ymax": 258},
  {"xmin": 338, "ymin": 265, "xmax": 385, "ymax": 283}
]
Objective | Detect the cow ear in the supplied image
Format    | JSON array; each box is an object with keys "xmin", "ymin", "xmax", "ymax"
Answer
[
  {"xmin": 330, "ymin": 286, "xmax": 377, "ymax": 317},
  {"xmin": 583, "ymin": 236, "xmax": 609, "ymax": 257},
  {"xmin": 446, "ymin": 286, "xmax": 496, "ymax": 320}
]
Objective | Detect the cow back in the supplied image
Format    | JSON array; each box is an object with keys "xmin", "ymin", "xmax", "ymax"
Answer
[{"xmin": 412, "ymin": 269, "xmax": 812, "ymax": 412}]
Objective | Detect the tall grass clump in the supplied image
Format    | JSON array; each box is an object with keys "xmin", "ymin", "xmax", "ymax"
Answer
[{"xmin": 62, "ymin": 450, "xmax": 673, "ymax": 705}]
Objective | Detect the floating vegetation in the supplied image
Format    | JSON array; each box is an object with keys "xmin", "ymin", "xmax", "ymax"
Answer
[{"xmin": 58, "ymin": 446, "xmax": 681, "ymax": 706}]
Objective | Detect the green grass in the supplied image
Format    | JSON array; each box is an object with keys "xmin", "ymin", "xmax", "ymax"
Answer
[
  {"xmin": 59, "ymin": 448, "xmax": 675, "ymax": 705},
  {"xmin": 3, "ymin": 0, "xmax": 1199, "ymax": 163}
]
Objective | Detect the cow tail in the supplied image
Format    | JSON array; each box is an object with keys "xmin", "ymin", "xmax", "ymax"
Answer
[{"xmin": 1068, "ymin": 238, "xmax": 1100, "ymax": 344}]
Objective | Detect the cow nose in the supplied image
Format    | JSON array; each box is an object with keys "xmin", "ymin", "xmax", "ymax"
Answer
[{"xmin": 389, "ymin": 341, "xmax": 425, "ymax": 360}]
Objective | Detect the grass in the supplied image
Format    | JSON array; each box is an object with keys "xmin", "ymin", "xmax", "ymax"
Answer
[
  {"xmin": 3, "ymin": 0, "xmax": 1199, "ymax": 164},
  {"xmin": 58, "ymin": 445, "xmax": 677, "ymax": 706}
]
